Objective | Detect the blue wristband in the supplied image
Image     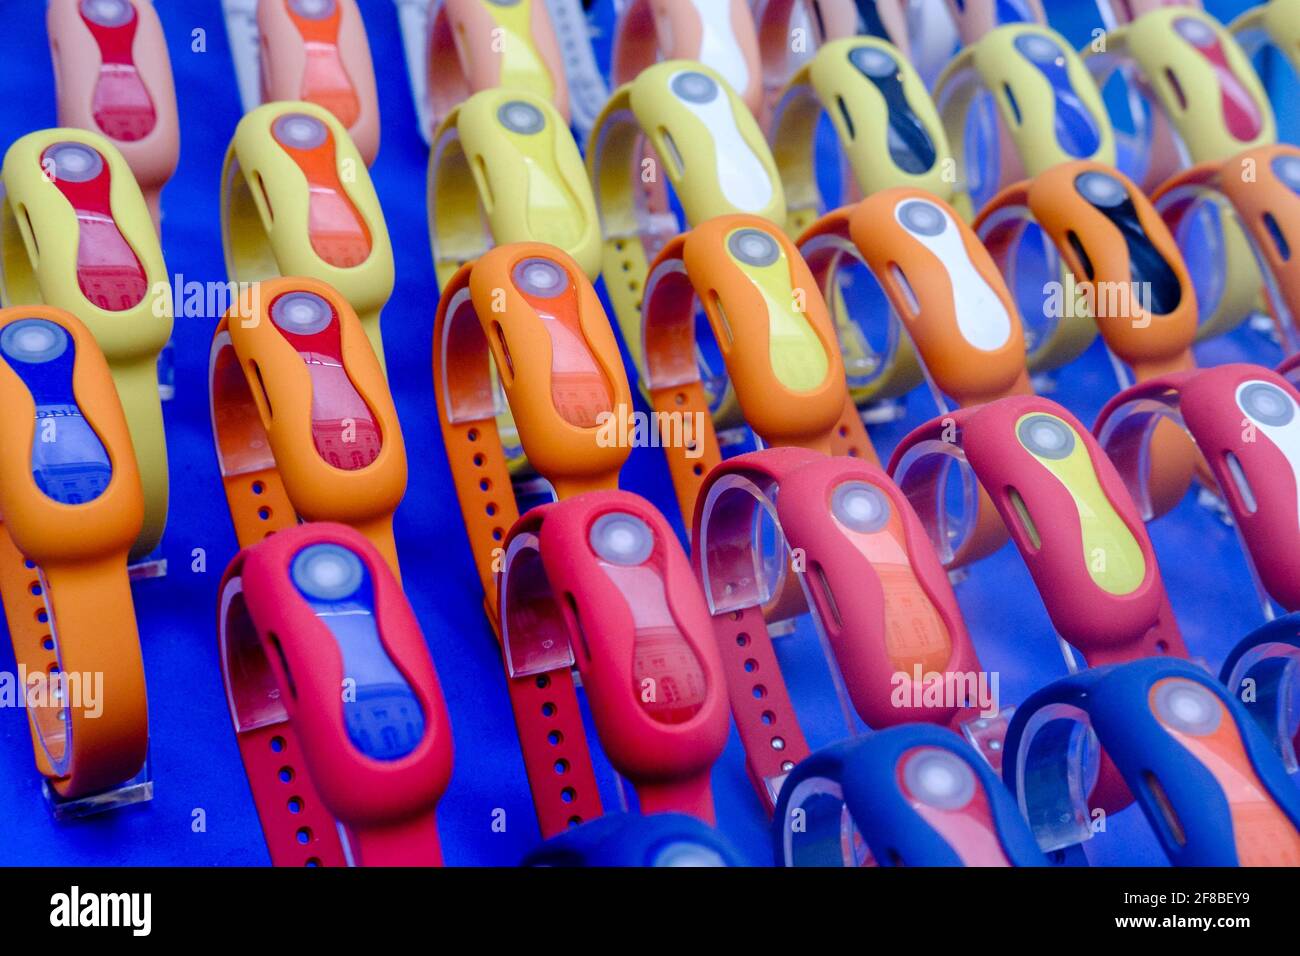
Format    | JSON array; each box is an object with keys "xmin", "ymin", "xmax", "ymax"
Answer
[
  {"xmin": 771, "ymin": 724, "xmax": 1046, "ymax": 867},
  {"xmin": 1220, "ymin": 611, "xmax": 1300, "ymax": 774},
  {"xmin": 521, "ymin": 813, "xmax": 746, "ymax": 867},
  {"xmin": 1003, "ymin": 657, "xmax": 1300, "ymax": 866}
]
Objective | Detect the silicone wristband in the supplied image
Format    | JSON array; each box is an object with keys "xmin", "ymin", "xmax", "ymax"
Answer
[
  {"xmin": 1282, "ymin": 352, "xmax": 1300, "ymax": 388},
  {"xmin": 1230, "ymin": 0, "xmax": 1300, "ymax": 79},
  {"xmin": 522, "ymin": 811, "xmax": 745, "ymax": 866},
  {"xmin": 221, "ymin": 100, "xmax": 393, "ymax": 372},
  {"xmin": 1220, "ymin": 611, "xmax": 1300, "ymax": 772},
  {"xmin": 934, "ymin": 24, "xmax": 1115, "ymax": 210},
  {"xmin": 976, "ymin": 162, "xmax": 1200, "ymax": 515},
  {"xmin": 1153, "ymin": 145, "xmax": 1300, "ymax": 352},
  {"xmin": 218, "ymin": 521, "xmax": 452, "ymax": 866},
  {"xmin": 255, "ymin": 0, "xmax": 380, "ymax": 166},
  {"xmin": 1095, "ymin": 363, "xmax": 1300, "ymax": 615},
  {"xmin": 0, "ymin": 129, "xmax": 171, "ymax": 560},
  {"xmin": 428, "ymin": 88, "xmax": 599, "ymax": 292},
  {"xmin": 941, "ymin": 0, "xmax": 1043, "ymax": 45},
  {"xmin": 613, "ymin": 0, "xmax": 763, "ymax": 115},
  {"xmin": 0, "ymin": 305, "xmax": 148, "ymax": 801},
  {"xmin": 209, "ymin": 276, "xmax": 407, "ymax": 574},
  {"xmin": 752, "ymin": 0, "xmax": 869, "ymax": 122},
  {"xmin": 424, "ymin": 0, "xmax": 568, "ymax": 142},
  {"xmin": 46, "ymin": 0, "xmax": 179, "ymax": 233},
  {"xmin": 586, "ymin": 60, "xmax": 786, "ymax": 404},
  {"xmin": 499, "ymin": 490, "xmax": 730, "ymax": 821},
  {"xmin": 1094, "ymin": 0, "xmax": 1202, "ymax": 30},
  {"xmin": 641, "ymin": 214, "xmax": 876, "ymax": 521},
  {"xmin": 800, "ymin": 189, "xmax": 1031, "ymax": 563},
  {"xmin": 769, "ymin": 37, "xmax": 961, "ymax": 239},
  {"xmin": 887, "ymin": 395, "xmax": 1191, "ymax": 670},
  {"xmin": 432, "ymin": 242, "xmax": 630, "ymax": 837},
  {"xmin": 694, "ymin": 448, "xmax": 995, "ymax": 799},
  {"xmin": 1003, "ymin": 657, "xmax": 1300, "ymax": 864},
  {"xmin": 773, "ymin": 725, "xmax": 1047, "ymax": 866}
]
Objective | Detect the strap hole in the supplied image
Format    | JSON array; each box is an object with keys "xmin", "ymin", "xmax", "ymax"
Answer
[
  {"xmin": 467, "ymin": 428, "xmax": 480, "ymax": 441},
  {"xmin": 295, "ymin": 827, "xmax": 312, "ymax": 845},
  {"xmin": 23, "ymin": 559, "xmax": 35, "ymax": 569},
  {"xmin": 492, "ymin": 527, "xmax": 504, "ymax": 541},
  {"xmin": 547, "ymin": 730, "xmax": 563, "ymax": 746},
  {"xmin": 29, "ymin": 582, "xmax": 41, "ymax": 596},
  {"xmin": 304, "ymin": 858, "xmax": 321, "ymax": 867},
  {"xmin": 41, "ymin": 636, "xmax": 53, "ymax": 651},
  {"xmin": 560, "ymin": 788, "xmax": 576, "ymax": 803},
  {"xmin": 251, "ymin": 481, "xmax": 265, "ymax": 495},
  {"xmin": 258, "ymin": 507, "xmax": 272, "ymax": 520},
  {"xmin": 752, "ymin": 684, "xmax": 767, "ymax": 699},
  {"xmin": 36, "ymin": 609, "xmax": 48, "ymax": 624},
  {"xmin": 761, "ymin": 711, "xmax": 775, "ymax": 725},
  {"xmin": 735, "ymin": 632, "xmax": 749, "ymax": 646},
  {"xmin": 770, "ymin": 736, "xmax": 786, "ymax": 751},
  {"xmin": 744, "ymin": 658, "xmax": 759, "ymax": 673},
  {"xmin": 479, "ymin": 478, "xmax": 491, "ymax": 492},
  {"xmin": 278, "ymin": 766, "xmax": 294, "ymax": 783},
  {"xmin": 541, "ymin": 702, "xmax": 556, "ymax": 717},
  {"xmin": 486, "ymin": 503, "xmax": 497, "ymax": 516},
  {"xmin": 554, "ymin": 759, "xmax": 569, "ymax": 775},
  {"xmin": 567, "ymin": 816, "xmax": 583, "ymax": 827},
  {"xmin": 535, "ymin": 674, "xmax": 551, "ymax": 689},
  {"xmin": 270, "ymin": 736, "xmax": 286, "ymax": 752},
  {"xmin": 693, "ymin": 464, "xmax": 704, "ymax": 475},
  {"xmin": 473, "ymin": 453, "xmax": 486, "ymax": 467},
  {"xmin": 287, "ymin": 797, "xmax": 303, "ymax": 814}
]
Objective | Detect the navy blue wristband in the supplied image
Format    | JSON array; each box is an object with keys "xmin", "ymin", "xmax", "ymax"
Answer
[
  {"xmin": 521, "ymin": 813, "xmax": 746, "ymax": 867},
  {"xmin": 1220, "ymin": 611, "xmax": 1300, "ymax": 773}
]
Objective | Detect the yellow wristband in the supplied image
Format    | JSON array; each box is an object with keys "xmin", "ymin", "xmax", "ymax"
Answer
[
  {"xmin": 221, "ymin": 101, "xmax": 393, "ymax": 372},
  {"xmin": 587, "ymin": 60, "xmax": 785, "ymax": 425},
  {"xmin": 0, "ymin": 129, "xmax": 171, "ymax": 560},
  {"xmin": 934, "ymin": 24, "xmax": 1115, "ymax": 207},
  {"xmin": 1231, "ymin": 0, "xmax": 1300, "ymax": 78},
  {"xmin": 427, "ymin": 88, "xmax": 600, "ymax": 292}
]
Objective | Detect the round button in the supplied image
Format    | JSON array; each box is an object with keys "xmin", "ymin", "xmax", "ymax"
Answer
[
  {"xmin": 42, "ymin": 143, "xmax": 104, "ymax": 183},
  {"xmin": 1016, "ymin": 34, "xmax": 1062, "ymax": 64},
  {"xmin": 902, "ymin": 748, "xmax": 977, "ymax": 811},
  {"xmin": 1075, "ymin": 171, "xmax": 1128, "ymax": 208},
  {"xmin": 726, "ymin": 228, "xmax": 780, "ymax": 268},
  {"xmin": 1239, "ymin": 381, "xmax": 1295, "ymax": 427},
  {"xmin": 670, "ymin": 71, "xmax": 719, "ymax": 104},
  {"xmin": 512, "ymin": 257, "xmax": 570, "ymax": 298},
  {"xmin": 1152, "ymin": 678, "xmax": 1222, "ymax": 737},
  {"xmin": 291, "ymin": 544, "xmax": 365, "ymax": 602},
  {"xmin": 651, "ymin": 841, "xmax": 727, "ymax": 867},
  {"xmin": 1017, "ymin": 414, "xmax": 1076, "ymax": 460},
  {"xmin": 80, "ymin": 0, "xmax": 135, "ymax": 28},
  {"xmin": 897, "ymin": 199, "xmax": 946, "ymax": 237},
  {"xmin": 1173, "ymin": 16, "xmax": 1216, "ymax": 48},
  {"xmin": 0, "ymin": 319, "xmax": 70, "ymax": 365},
  {"xmin": 497, "ymin": 101, "xmax": 546, "ymax": 135},
  {"xmin": 1273, "ymin": 155, "xmax": 1300, "ymax": 195},
  {"xmin": 589, "ymin": 513, "xmax": 655, "ymax": 566},
  {"xmin": 830, "ymin": 481, "xmax": 891, "ymax": 534},
  {"xmin": 289, "ymin": 0, "xmax": 336, "ymax": 18},
  {"xmin": 273, "ymin": 113, "xmax": 329, "ymax": 150},
  {"xmin": 849, "ymin": 45, "xmax": 897, "ymax": 79},
  {"xmin": 270, "ymin": 291, "xmax": 334, "ymax": 336}
]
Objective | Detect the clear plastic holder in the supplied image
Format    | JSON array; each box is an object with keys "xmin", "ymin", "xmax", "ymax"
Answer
[
  {"xmin": 698, "ymin": 473, "xmax": 861, "ymax": 746},
  {"xmin": 1013, "ymin": 702, "xmax": 1099, "ymax": 852},
  {"xmin": 221, "ymin": 0, "xmax": 263, "ymax": 115},
  {"xmin": 44, "ymin": 752, "xmax": 153, "ymax": 822},
  {"xmin": 499, "ymin": 531, "xmax": 576, "ymax": 679},
  {"xmin": 1224, "ymin": 641, "xmax": 1300, "ymax": 774},
  {"xmin": 1096, "ymin": 392, "xmax": 1277, "ymax": 622},
  {"xmin": 779, "ymin": 773, "xmax": 871, "ymax": 867},
  {"xmin": 976, "ymin": 205, "xmax": 1072, "ymax": 365},
  {"xmin": 157, "ymin": 339, "xmax": 175, "ymax": 401},
  {"xmin": 960, "ymin": 705, "xmax": 1016, "ymax": 769},
  {"xmin": 890, "ymin": 439, "xmax": 980, "ymax": 567}
]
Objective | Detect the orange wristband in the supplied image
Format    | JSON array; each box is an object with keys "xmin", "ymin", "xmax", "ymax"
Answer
[
  {"xmin": 977, "ymin": 163, "xmax": 1201, "ymax": 515},
  {"xmin": 641, "ymin": 213, "xmax": 877, "ymax": 522},
  {"xmin": 209, "ymin": 276, "xmax": 406, "ymax": 575},
  {"xmin": 257, "ymin": 0, "xmax": 380, "ymax": 165},
  {"xmin": 432, "ymin": 242, "xmax": 633, "ymax": 837},
  {"xmin": 0, "ymin": 305, "xmax": 148, "ymax": 803}
]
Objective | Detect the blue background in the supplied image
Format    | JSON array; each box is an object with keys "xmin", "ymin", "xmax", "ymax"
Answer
[{"xmin": 0, "ymin": 0, "xmax": 1293, "ymax": 866}]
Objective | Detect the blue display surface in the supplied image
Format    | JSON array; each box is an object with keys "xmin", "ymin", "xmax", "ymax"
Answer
[{"xmin": 0, "ymin": 0, "xmax": 1292, "ymax": 866}]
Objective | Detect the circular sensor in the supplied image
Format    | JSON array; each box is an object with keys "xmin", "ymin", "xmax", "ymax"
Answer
[
  {"xmin": 497, "ymin": 100, "xmax": 546, "ymax": 135},
  {"xmin": 271, "ymin": 291, "xmax": 334, "ymax": 336},
  {"xmin": 671, "ymin": 71, "xmax": 719, "ymax": 104},
  {"xmin": 849, "ymin": 45, "xmax": 897, "ymax": 79},
  {"xmin": 727, "ymin": 228, "xmax": 780, "ymax": 267},
  {"xmin": 831, "ymin": 481, "xmax": 891, "ymax": 534},
  {"xmin": 512, "ymin": 257, "xmax": 570, "ymax": 298},
  {"xmin": 1273, "ymin": 155, "xmax": 1300, "ymax": 195},
  {"xmin": 1173, "ymin": 16, "xmax": 1216, "ymax": 47},
  {"xmin": 651, "ymin": 842, "xmax": 727, "ymax": 867},
  {"xmin": 42, "ymin": 143, "xmax": 104, "ymax": 183},
  {"xmin": 0, "ymin": 319, "xmax": 70, "ymax": 365},
  {"xmin": 590, "ymin": 512, "xmax": 655, "ymax": 566},
  {"xmin": 80, "ymin": 0, "xmax": 135, "ymax": 28},
  {"xmin": 902, "ymin": 748, "xmax": 977, "ymax": 811},
  {"xmin": 1239, "ymin": 381, "xmax": 1296, "ymax": 427},
  {"xmin": 1016, "ymin": 34, "xmax": 1062, "ymax": 64},
  {"xmin": 273, "ymin": 113, "xmax": 329, "ymax": 150},
  {"xmin": 291, "ymin": 543, "xmax": 365, "ymax": 602},
  {"xmin": 1017, "ymin": 414, "xmax": 1076, "ymax": 460},
  {"xmin": 1075, "ymin": 170, "xmax": 1127, "ymax": 208},
  {"xmin": 1153, "ymin": 678, "xmax": 1222, "ymax": 737},
  {"xmin": 289, "ymin": 0, "xmax": 337, "ymax": 18},
  {"xmin": 897, "ymin": 199, "xmax": 947, "ymax": 237}
]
